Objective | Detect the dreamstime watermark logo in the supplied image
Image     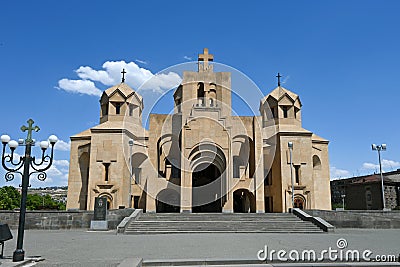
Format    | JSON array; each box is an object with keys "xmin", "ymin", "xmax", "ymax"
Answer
[{"xmin": 257, "ymin": 238, "xmax": 398, "ymax": 263}]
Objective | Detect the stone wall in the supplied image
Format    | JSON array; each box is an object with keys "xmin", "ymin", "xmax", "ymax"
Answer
[
  {"xmin": 0, "ymin": 209, "xmax": 134, "ymax": 230},
  {"xmin": 306, "ymin": 210, "xmax": 400, "ymax": 228}
]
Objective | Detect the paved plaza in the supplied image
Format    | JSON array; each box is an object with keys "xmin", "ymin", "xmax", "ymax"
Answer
[{"xmin": 1, "ymin": 229, "xmax": 399, "ymax": 266}]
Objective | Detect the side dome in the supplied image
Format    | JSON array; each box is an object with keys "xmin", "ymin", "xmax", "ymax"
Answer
[{"xmin": 99, "ymin": 82, "xmax": 144, "ymax": 124}]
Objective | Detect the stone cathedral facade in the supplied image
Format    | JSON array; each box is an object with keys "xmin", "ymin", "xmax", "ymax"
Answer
[{"xmin": 66, "ymin": 49, "xmax": 331, "ymax": 213}]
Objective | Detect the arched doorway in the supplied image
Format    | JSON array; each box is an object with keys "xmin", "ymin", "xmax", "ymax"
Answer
[
  {"xmin": 156, "ymin": 189, "xmax": 180, "ymax": 213},
  {"xmin": 294, "ymin": 194, "xmax": 306, "ymax": 210},
  {"xmin": 233, "ymin": 189, "xmax": 256, "ymax": 213},
  {"xmin": 192, "ymin": 163, "xmax": 222, "ymax": 212},
  {"xmin": 189, "ymin": 143, "xmax": 226, "ymax": 213}
]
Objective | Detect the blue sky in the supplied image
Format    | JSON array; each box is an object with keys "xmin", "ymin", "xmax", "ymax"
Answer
[{"xmin": 1, "ymin": 1, "xmax": 400, "ymax": 187}]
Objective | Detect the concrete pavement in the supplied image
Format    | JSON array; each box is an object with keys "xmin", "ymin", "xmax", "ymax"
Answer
[{"xmin": 0, "ymin": 229, "xmax": 399, "ymax": 266}]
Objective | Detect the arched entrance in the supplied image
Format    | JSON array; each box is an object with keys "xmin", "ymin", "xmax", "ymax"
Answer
[
  {"xmin": 294, "ymin": 194, "xmax": 306, "ymax": 210},
  {"xmin": 192, "ymin": 163, "xmax": 222, "ymax": 212},
  {"xmin": 156, "ymin": 189, "xmax": 180, "ymax": 213},
  {"xmin": 233, "ymin": 189, "xmax": 256, "ymax": 213},
  {"xmin": 190, "ymin": 142, "xmax": 226, "ymax": 213}
]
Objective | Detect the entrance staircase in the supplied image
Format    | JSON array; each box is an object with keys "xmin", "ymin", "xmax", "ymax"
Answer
[{"xmin": 124, "ymin": 212, "xmax": 324, "ymax": 234}]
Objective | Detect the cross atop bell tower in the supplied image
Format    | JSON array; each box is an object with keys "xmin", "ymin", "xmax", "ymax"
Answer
[{"xmin": 198, "ymin": 48, "xmax": 214, "ymax": 72}]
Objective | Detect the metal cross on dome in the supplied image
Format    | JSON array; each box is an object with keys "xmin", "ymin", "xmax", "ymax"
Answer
[
  {"xmin": 276, "ymin": 73, "xmax": 282, "ymax": 87},
  {"xmin": 121, "ymin": 68, "xmax": 127, "ymax": 83},
  {"xmin": 20, "ymin": 119, "xmax": 40, "ymax": 143}
]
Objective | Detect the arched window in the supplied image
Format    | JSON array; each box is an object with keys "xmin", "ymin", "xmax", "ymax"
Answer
[
  {"xmin": 197, "ymin": 83, "xmax": 205, "ymax": 106},
  {"xmin": 313, "ymin": 155, "xmax": 321, "ymax": 170},
  {"xmin": 209, "ymin": 83, "xmax": 217, "ymax": 107}
]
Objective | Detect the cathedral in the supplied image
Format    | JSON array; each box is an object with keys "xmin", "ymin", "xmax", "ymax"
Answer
[{"xmin": 66, "ymin": 48, "xmax": 331, "ymax": 213}]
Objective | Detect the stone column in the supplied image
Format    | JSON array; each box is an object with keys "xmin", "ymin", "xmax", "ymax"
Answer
[
  {"xmin": 254, "ymin": 117, "xmax": 265, "ymax": 213},
  {"xmin": 180, "ymin": 132, "xmax": 192, "ymax": 212},
  {"xmin": 222, "ymin": 190, "xmax": 233, "ymax": 213},
  {"xmin": 146, "ymin": 180, "xmax": 157, "ymax": 213}
]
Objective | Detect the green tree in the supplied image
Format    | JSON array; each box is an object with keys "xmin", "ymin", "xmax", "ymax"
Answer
[
  {"xmin": 26, "ymin": 193, "xmax": 66, "ymax": 210},
  {"xmin": 0, "ymin": 186, "xmax": 66, "ymax": 210},
  {"xmin": 0, "ymin": 186, "xmax": 21, "ymax": 210}
]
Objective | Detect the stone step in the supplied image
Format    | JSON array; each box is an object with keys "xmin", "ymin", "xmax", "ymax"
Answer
[
  {"xmin": 137, "ymin": 215, "xmax": 299, "ymax": 220},
  {"xmin": 128, "ymin": 231, "xmax": 323, "ymax": 235},
  {"xmin": 128, "ymin": 225, "xmax": 320, "ymax": 229},
  {"xmin": 124, "ymin": 212, "xmax": 324, "ymax": 234}
]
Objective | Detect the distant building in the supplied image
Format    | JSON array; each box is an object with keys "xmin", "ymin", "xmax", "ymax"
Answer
[
  {"xmin": 331, "ymin": 170, "xmax": 400, "ymax": 210},
  {"xmin": 29, "ymin": 187, "xmax": 68, "ymax": 203}
]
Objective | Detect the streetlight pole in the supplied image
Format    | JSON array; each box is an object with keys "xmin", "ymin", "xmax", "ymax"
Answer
[
  {"xmin": 341, "ymin": 194, "xmax": 346, "ymax": 210},
  {"xmin": 128, "ymin": 139, "xmax": 134, "ymax": 208},
  {"xmin": 288, "ymin": 142, "xmax": 294, "ymax": 210},
  {"xmin": 372, "ymin": 144, "xmax": 387, "ymax": 210},
  {"xmin": 1, "ymin": 119, "xmax": 58, "ymax": 262}
]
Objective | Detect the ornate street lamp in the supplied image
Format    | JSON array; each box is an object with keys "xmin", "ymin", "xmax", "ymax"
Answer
[
  {"xmin": 1, "ymin": 119, "xmax": 58, "ymax": 262},
  {"xmin": 288, "ymin": 141, "xmax": 294, "ymax": 210}
]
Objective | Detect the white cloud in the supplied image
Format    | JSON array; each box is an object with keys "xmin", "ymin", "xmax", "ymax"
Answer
[
  {"xmin": 57, "ymin": 60, "xmax": 182, "ymax": 96},
  {"xmin": 56, "ymin": 79, "xmax": 102, "ymax": 96},
  {"xmin": 183, "ymin": 56, "xmax": 192, "ymax": 61},
  {"xmin": 362, "ymin": 159, "xmax": 400, "ymax": 171},
  {"xmin": 54, "ymin": 140, "xmax": 71, "ymax": 151},
  {"xmin": 76, "ymin": 66, "xmax": 114, "ymax": 85},
  {"xmin": 42, "ymin": 159, "xmax": 69, "ymax": 184},
  {"xmin": 330, "ymin": 166, "xmax": 351, "ymax": 179},
  {"xmin": 140, "ymin": 72, "xmax": 182, "ymax": 93},
  {"xmin": 46, "ymin": 165, "xmax": 63, "ymax": 177},
  {"xmin": 54, "ymin": 159, "xmax": 69, "ymax": 168},
  {"xmin": 135, "ymin": 59, "xmax": 148, "ymax": 65},
  {"xmin": 282, "ymin": 75, "xmax": 290, "ymax": 85}
]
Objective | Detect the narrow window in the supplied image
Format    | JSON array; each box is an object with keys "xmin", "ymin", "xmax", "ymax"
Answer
[
  {"xmin": 129, "ymin": 105, "xmax": 133, "ymax": 116},
  {"xmin": 104, "ymin": 163, "xmax": 110, "ymax": 181},
  {"xmin": 294, "ymin": 165, "xmax": 300, "ymax": 184},
  {"xmin": 197, "ymin": 83, "xmax": 205, "ymax": 107},
  {"xmin": 283, "ymin": 106, "xmax": 288, "ymax": 118},
  {"xmin": 115, "ymin": 103, "xmax": 121, "ymax": 114},
  {"xmin": 134, "ymin": 168, "xmax": 141, "ymax": 184}
]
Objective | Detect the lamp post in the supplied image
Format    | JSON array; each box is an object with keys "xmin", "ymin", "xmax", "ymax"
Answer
[
  {"xmin": 371, "ymin": 144, "xmax": 387, "ymax": 210},
  {"xmin": 128, "ymin": 139, "xmax": 134, "ymax": 208},
  {"xmin": 288, "ymin": 142, "xmax": 294, "ymax": 210},
  {"xmin": 341, "ymin": 194, "xmax": 346, "ymax": 210},
  {"xmin": 1, "ymin": 119, "xmax": 57, "ymax": 262}
]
